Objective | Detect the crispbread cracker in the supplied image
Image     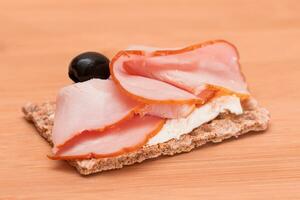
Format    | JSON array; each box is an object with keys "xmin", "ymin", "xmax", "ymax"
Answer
[{"xmin": 22, "ymin": 98, "xmax": 269, "ymax": 175}]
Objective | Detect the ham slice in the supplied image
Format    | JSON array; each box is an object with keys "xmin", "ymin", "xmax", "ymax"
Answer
[
  {"xmin": 52, "ymin": 78, "xmax": 187, "ymax": 153},
  {"xmin": 51, "ymin": 115, "xmax": 165, "ymax": 160},
  {"xmin": 137, "ymin": 103, "xmax": 196, "ymax": 119},
  {"xmin": 111, "ymin": 52, "xmax": 203, "ymax": 104},
  {"xmin": 52, "ymin": 79, "xmax": 140, "ymax": 149},
  {"xmin": 136, "ymin": 89, "xmax": 216, "ymax": 119},
  {"xmin": 50, "ymin": 40, "xmax": 250, "ymax": 160},
  {"xmin": 110, "ymin": 40, "xmax": 249, "ymax": 105}
]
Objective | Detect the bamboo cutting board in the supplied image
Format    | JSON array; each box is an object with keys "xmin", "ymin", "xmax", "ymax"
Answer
[{"xmin": 1, "ymin": 0, "xmax": 299, "ymax": 199}]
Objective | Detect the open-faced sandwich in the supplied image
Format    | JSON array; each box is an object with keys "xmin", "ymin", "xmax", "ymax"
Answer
[{"xmin": 23, "ymin": 40, "xmax": 270, "ymax": 175}]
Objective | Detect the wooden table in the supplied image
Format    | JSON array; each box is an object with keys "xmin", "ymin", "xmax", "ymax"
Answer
[{"xmin": 1, "ymin": 0, "xmax": 299, "ymax": 199}]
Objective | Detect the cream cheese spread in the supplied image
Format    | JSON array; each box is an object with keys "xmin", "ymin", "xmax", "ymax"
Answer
[{"xmin": 147, "ymin": 95, "xmax": 243, "ymax": 145}]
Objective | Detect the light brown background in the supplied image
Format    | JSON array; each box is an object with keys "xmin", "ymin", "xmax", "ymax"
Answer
[{"xmin": 1, "ymin": 0, "xmax": 299, "ymax": 199}]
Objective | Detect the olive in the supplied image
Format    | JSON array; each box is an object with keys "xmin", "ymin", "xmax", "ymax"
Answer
[{"xmin": 68, "ymin": 52, "xmax": 110, "ymax": 82}]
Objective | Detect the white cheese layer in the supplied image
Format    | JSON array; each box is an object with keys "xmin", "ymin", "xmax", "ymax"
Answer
[{"xmin": 147, "ymin": 95, "xmax": 243, "ymax": 145}]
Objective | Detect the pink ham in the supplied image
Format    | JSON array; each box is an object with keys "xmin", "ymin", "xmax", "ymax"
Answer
[
  {"xmin": 51, "ymin": 115, "xmax": 165, "ymax": 160},
  {"xmin": 52, "ymin": 79, "xmax": 140, "ymax": 149},
  {"xmin": 137, "ymin": 103, "xmax": 195, "ymax": 119},
  {"xmin": 52, "ymin": 78, "xmax": 188, "ymax": 153},
  {"xmin": 110, "ymin": 40, "xmax": 249, "ymax": 105},
  {"xmin": 50, "ymin": 40, "xmax": 250, "ymax": 160},
  {"xmin": 111, "ymin": 53, "xmax": 202, "ymax": 104}
]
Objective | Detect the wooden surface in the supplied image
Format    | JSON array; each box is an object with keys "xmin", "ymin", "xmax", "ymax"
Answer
[{"xmin": 1, "ymin": 0, "xmax": 299, "ymax": 199}]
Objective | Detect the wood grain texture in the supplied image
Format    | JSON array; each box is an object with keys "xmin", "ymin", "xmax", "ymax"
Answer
[{"xmin": 0, "ymin": 0, "xmax": 299, "ymax": 199}]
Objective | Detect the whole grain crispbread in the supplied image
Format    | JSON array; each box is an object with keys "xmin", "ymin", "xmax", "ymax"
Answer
[{"xmin": 22, "ymin": 98, "xmax": 269, "ymax": 175}]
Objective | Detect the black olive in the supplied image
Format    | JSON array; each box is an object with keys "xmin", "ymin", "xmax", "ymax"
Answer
[{"xmin": 68, "ymin": 52, "xmax": 110, "ymax": 82}]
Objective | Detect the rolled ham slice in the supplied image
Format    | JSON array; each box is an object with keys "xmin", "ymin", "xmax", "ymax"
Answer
[
  {"xmin": 52, "ymin": 79, "xmax": 140, "ymax": 149},
  {"xmin": 111, "ymin": 52, "xmax": 203, "ymax": 104},
  {"xmin": 110, "ymin": 40, "xmax": 249, "ymax": 105},
  {"xmin": 51, "ymin": 115, "xmax": 165, "ymax": 160}
]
